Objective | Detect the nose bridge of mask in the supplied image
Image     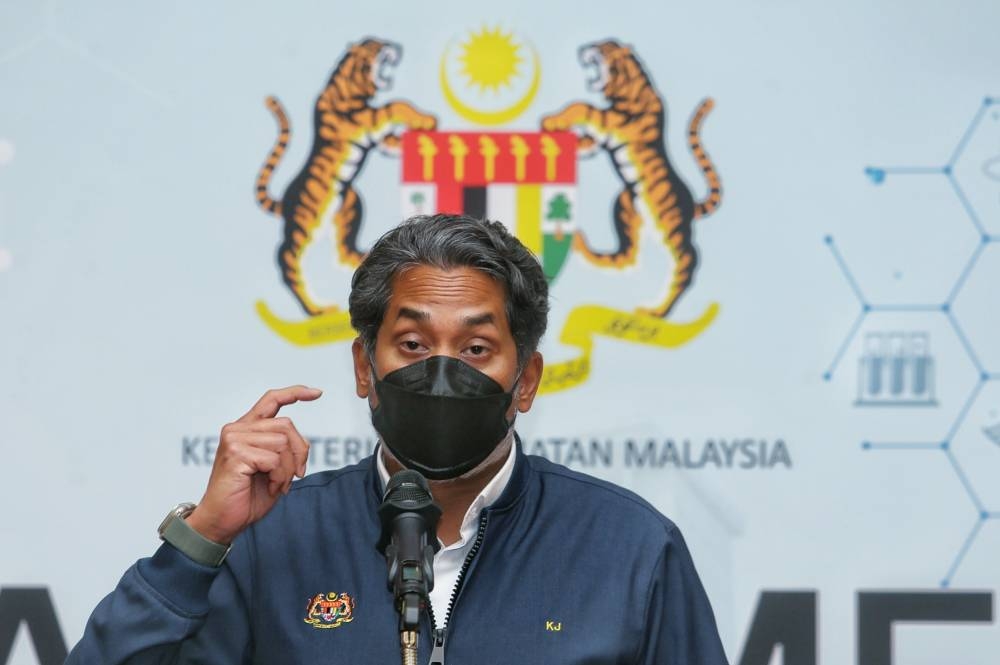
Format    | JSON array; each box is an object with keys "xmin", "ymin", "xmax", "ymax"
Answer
[
  {"xmin": 374, "ymin": 355, "xmax": 506, "ymax": 397},
  {"xmin": 429, "ymin": 356, "xmax": 504, "ymax": 396}
]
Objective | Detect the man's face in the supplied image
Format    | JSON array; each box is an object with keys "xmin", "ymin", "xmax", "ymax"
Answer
[{"xmin": 352, "ymin": 264, "xmax": 542, "ymax": 421}]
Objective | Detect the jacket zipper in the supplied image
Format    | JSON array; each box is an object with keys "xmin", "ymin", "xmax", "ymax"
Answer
[{"xmin": 427, "ymin": 511, "xmax": 490, "ymax": 665}]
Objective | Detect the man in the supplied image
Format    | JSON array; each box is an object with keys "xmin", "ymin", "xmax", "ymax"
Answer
[{"xmin": 67, "ymin": 214, "xmax": 728, "ymax": 664}]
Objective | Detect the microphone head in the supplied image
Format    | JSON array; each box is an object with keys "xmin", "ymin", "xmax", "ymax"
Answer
[
  {"xmin": 383, "ymin": 469, "xmax": 434, "ymax": 506},
  {"xmin": 376, "ymin": 469, "xmax": 442, "ymax": 553}
]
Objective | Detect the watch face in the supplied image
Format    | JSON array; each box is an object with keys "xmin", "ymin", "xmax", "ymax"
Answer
[{"xmin": 158, "ymin": 502, "xmax": 197, "ymax": 536}]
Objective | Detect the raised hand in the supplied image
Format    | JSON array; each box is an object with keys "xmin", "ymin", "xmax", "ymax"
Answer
[{"xmin": 186, "ymin": 386, "xmax": 321, "ymax": 545}]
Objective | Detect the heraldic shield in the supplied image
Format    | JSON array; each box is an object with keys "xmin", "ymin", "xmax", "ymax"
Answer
[{"xmin": 400, "ymin": 131, "xmax": 578, "ymax": 283}]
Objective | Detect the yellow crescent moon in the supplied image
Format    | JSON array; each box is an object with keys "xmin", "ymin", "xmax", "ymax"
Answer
[{"xmin": 440, "ymin": 44, "xmax": 541, "ymax": 126}]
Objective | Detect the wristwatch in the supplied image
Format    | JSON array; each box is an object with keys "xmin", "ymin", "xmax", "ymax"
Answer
[{"xmin": 158, "ymin": 502, "xmax": 231, "ymax": 567}]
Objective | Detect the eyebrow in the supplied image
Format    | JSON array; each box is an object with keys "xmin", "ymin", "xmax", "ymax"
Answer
[
  {"xmin": 463, "ymin": 312, "xmax": 495, "ymax": 327},
  {"xmin": 396, "ymin": 307, "xmax": 429, "ymax": 322},
  {"xmin": 394, "ymin": 307, "xmax": 496, "ymax": 328}
]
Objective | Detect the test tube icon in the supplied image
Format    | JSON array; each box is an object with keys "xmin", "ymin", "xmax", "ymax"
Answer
[
  {"xmin": 861, "ymin": 333, "xmax": 884, "ymax": 399},
  {"xmin": 888, "ymin": 332, "xmax": 906, "ymax": 397},
  {"xmin": 910, "ymin": 332, "xmax": 931, "ymax": 398},
  {"xmin": 856, "ymin": 330, "xmax": 936, "ymax": 406}
]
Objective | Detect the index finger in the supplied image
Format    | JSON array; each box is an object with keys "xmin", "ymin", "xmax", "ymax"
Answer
[{"xmin": 239, "ymin": 385, "xmax": 323, "ymax": 422}]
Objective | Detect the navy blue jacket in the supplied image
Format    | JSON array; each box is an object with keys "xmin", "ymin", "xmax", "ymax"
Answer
[{"xmin": 67, "ymin": 445, "xmax": 729, "ymax": 664}]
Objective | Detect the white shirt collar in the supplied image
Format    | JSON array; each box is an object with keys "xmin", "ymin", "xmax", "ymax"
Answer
[{"xmin": 376, "ymin": 434, "xmax": 517, "ymax": 550}]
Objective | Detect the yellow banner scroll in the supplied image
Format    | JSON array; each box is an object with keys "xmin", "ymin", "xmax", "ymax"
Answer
[
  {"xmin": 256, "ymin": 300, "xmax": 357, "ymax": 346},
  {"xmin": 258, "ymin": 299, "xmax": 719, "ymax": 394},
  {"xmin": 538, "ymin": 302, "xmax": 720, "ymax": 394}
]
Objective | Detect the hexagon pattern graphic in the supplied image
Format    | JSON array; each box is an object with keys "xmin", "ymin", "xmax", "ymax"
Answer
[{"xmin": 826, "ymin": 97, "xmax": 1000, "ymax": 587}]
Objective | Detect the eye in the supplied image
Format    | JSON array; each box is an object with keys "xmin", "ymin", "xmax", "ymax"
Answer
[
  {"xmin": 466, "ymin": 344, "xmax": 489, "ymax": 357},
  {"xmin": 400, "ymin": 340, "xmax": 424, "ymax": 353}
]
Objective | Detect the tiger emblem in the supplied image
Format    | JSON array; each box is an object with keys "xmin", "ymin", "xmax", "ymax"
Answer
[
  {"xmin": 255, "ymin": 38, "xmax": 437, "ymax": 316},
  {"xmin": 541, "ymin": 40, "xmax": 722, "ymax": 319}
]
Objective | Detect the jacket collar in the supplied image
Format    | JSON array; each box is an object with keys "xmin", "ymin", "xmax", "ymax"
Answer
[{"xmin": 365, "ymin": 433, "xmax": 532, "ymax": 513}]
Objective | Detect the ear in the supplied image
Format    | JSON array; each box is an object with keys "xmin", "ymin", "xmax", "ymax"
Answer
[
  {"xmin": 514, "ymin": 352, "xmax": 544, "ymax": 413},
  {"xmin": 352, "ymin": 338, "xmax": 373, "ymax": 399}
]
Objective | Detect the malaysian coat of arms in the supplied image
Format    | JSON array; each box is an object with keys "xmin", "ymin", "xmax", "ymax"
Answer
[
  {"xmin": 303, "ymin": 592, "xmax": 355, "ymax": 629},
  {"xmin": 254, "ymin": 30, "xmax": 723, "ymax": 393}
]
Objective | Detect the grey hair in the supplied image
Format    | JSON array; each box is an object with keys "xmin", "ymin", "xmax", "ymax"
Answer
[{"xmin": 349, "ymin": 214, "xmax": 549, "ymax": 366}]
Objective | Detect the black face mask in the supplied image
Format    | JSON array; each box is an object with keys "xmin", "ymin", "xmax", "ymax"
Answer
[{"xmin": 371, "ymin": 355, "xmax": 516, "ymax": 480}]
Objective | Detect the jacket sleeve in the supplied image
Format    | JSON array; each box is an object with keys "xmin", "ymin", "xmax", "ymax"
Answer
[
  {"xmin": 65, "ymin": 539, "xmax": 253, "ymax": 665},
  {"xmin": 635, "ymin": 526, "xmax": 730, "ymax": 665}
]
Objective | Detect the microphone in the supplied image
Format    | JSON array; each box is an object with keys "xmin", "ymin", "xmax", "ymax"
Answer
[{"xmin": 377, "ymin": 469, "xmax": 442, "ymax": 663}]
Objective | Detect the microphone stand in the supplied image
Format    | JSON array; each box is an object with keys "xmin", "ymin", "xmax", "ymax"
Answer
[
  {"xmin": 401, "ymin": 624, "xmax": 419, "ymax": 665},
  {"xmin": 392, "ymin": 542, "xmax": 431, "ymax": 665},
  {"xmin": 378, "ymin": 471, "xmax": 441, "ymax": 665}
]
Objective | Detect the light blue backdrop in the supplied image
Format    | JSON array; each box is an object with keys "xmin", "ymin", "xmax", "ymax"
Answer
[{"xmin": 2, "ymin": 1, "xmax": 999, "ymax": 663}]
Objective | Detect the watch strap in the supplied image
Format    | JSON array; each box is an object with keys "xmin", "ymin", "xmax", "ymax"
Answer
[{"xmin": 160, "ymin": 505, "xmax": 231, "ymax": 567}]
